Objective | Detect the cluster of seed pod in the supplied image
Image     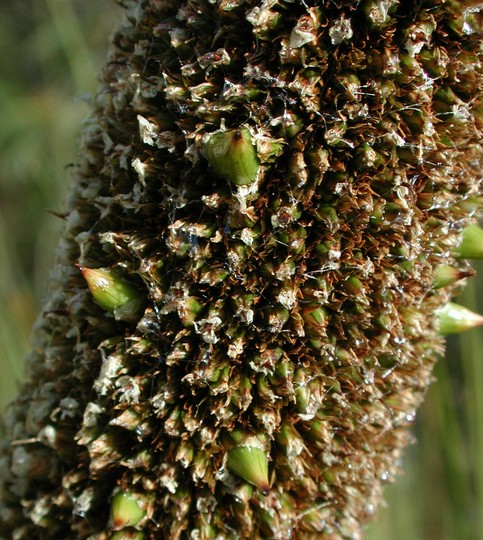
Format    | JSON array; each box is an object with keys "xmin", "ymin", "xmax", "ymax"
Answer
[{"xmin": 0, "ymin": 1, "xmax": 481, "ymax": 539}]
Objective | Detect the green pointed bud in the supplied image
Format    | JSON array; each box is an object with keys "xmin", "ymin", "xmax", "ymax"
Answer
[
  {"xmin": 76, "ymin": 265, "xmax": 144, "ymax": 320},
  {"xmin": 284, "ymin": 112, "xmax": 304, "ymax": 138},
  {"xmin": 109, "ymin": 408, "xmax": 142, "ymax": 431},
  {"xmin": 434, "ymin": 86, "xmax": 459, "ymax": 107},
  {"xmin": 179, "ymin": 296, "xmax": 203, "ymax": 327},
  {"xmin": 306, "ymin": 417, "xmax": 330, "ymax": 444},
  {"xmin": 201, "ymin": 128, "xmax": 260, "ymax": 186},
  {"xmin": 111, "ymin": 530, "xmax": 145, "ymax": 540},
  {"xmin": 316, "ymin": 205, "xmax": 339, "ymax": 228},
  {"xmin": 453, "ymin": 224, "xmax": 483, "ymax": 259},
  {"xmin": 111, "ymin": 490, "xmax": 147, "ymax": 530},
  {"xmin": 269, "ymin": 358, "xmax": 291, "ymax": 386},
  {"xmin": 433, "ymin": 264, "xmax": 474, "ymax": 289},
  {"xmin": 369, "ymin": 200, "xmax": 385, "ymax": 226},
  {"xmin": 278, "ymin": 226, "xmax": 307, "ymax": 254},
  {"xmin": 343, "ymin": 276, "xmax": 364, "ymax": 295},
  {"xmin": 448, "ymin": 9, "xmax": 480, "ymax": 36},
  {"xmin": 226, "ymin": 445, "xmax": 270, "ymax": 495},
  {"xmin": 295, "ymin": 385, "xmax": 311, "ymax": 415},
  {"xmin": 438, "ymin": 302, "xmax": 483, "ymax": 335},
  {"xmin": 301, "ymin": 304, "xmax": 329, "ymax": 337},
  {"xmin": 266, "ymin": 305, "xmax": 290, "ymax": 333},
  {"xmin": 230, "ymin": 376, "xmax": 252, "ymax": 410}
]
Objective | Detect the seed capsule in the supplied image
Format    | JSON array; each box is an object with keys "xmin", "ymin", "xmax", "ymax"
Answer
[
  {"xmin": 226, "ymin": 445, "xmax": 270, "ymax": 494},
  {"xmin": 179, "ymin": 296, "xmax": 203, "ymax": 327},
  {"xmin": 76, "ymin": 265, "xmax": 144, "ymax": 321},
  {"xmin": 343, "ymin": 276, "xmax": 364, "ymax": 295},
  {"xmin": 453, "ymin": 224, "xmax": 483, "ymax": 259},
  {"xmin": 438, "ymin": 302, "xmax": 483, "ymax": 335},
  {"xmin": 201, "ymin": 128, "xmax": 260, "ymax": 186},
  {"xmin": 301, "ymin": 304, "xmax": 329, "ymax": 337},
  {"xmin": 433, "ymin": 264, "xmax": 474, "ymax": 289},
  {"xmin": 111, "ymin": 490, "xmax": 147, "ymax": 530}
]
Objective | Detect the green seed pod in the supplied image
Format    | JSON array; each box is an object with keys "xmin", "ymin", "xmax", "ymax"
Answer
[
  {"xmin": 453, "ymin": 224, "xmax": 483, "ymax": 259},
  {"xmin": 226, "ymin": 445, "xmax": 270, "ymax": 495},
  {"xmin": 433, "ymin": 264, "xmax": 474, "ymax": 289},
  {"xmin": 76, "ymin": 265, "xmax": 144, "ymax": 321},
  {"xmin": 438, "ymin": 302, "xmax": 483, "ymax": 335},
  {"xmin": 200, "ymin": 128, "xmax": 260, "ymax": 186},
  {"xmin": 178, "ymin": 296, "xmax": 203, "ymax": 327},
  {"xmin": 301, "ymin": 304, "xmax": 329, "ymax": 337},
  {"xmin": 110, "ymin": 490, "xmax": 147, "ymax": 530},
  {"xmin": 343, "ymin": 276, "xmax": 364, "ymax": 295}
]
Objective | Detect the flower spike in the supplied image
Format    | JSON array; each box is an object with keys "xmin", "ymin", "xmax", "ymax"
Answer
[{"xmin": 433, "ymin": 264, "xmax": 475, "ymax": 289}]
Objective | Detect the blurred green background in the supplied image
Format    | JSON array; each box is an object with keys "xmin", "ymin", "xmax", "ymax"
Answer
[{"xmin": 0, "ymin": 2, "xmax": 481, "ymax": 539}]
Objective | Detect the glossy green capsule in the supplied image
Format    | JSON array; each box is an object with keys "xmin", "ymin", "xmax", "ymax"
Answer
[
  {"xmin": 438, "ymin": 302, "xmax": 483, "ymax": 335},
  {"xmin": 433, "ymin": 264, "xmax": 474, "ymax": 289},
  {"xmin": 76, "ymin": 265, "xmax": 144, "ymax": 321},
  {"xmin": 110, "ymin": 490, "xmax": 147, "ymax": 530},
  {"xmin": 201, "ymin": 128, "xmax": 260, "ymax": 186},
  {"xmin": 453, "ymin": 224, "xmax": 483, "ymax": 259},
  {"xmin": 226, "ymin": 445, "xmax": 270, "ymax": 495}
]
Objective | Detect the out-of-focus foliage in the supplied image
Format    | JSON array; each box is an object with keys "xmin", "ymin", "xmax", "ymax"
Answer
[
  {"xmin": 0, "ymin": 0, "xmax": 121, "ymax": 407},
  {"xmin": 368, "ymin": 265, "xmax": 483, "ymax": 540},
  {"xmin": 0, "ymin": 2, "xmax": 481, "ymax": 539}
]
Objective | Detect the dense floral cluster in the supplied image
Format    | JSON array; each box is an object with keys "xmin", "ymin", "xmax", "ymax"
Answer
[{"xmin": 0, "ymin": 1, "xmax": 481, "ymax": 538}]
